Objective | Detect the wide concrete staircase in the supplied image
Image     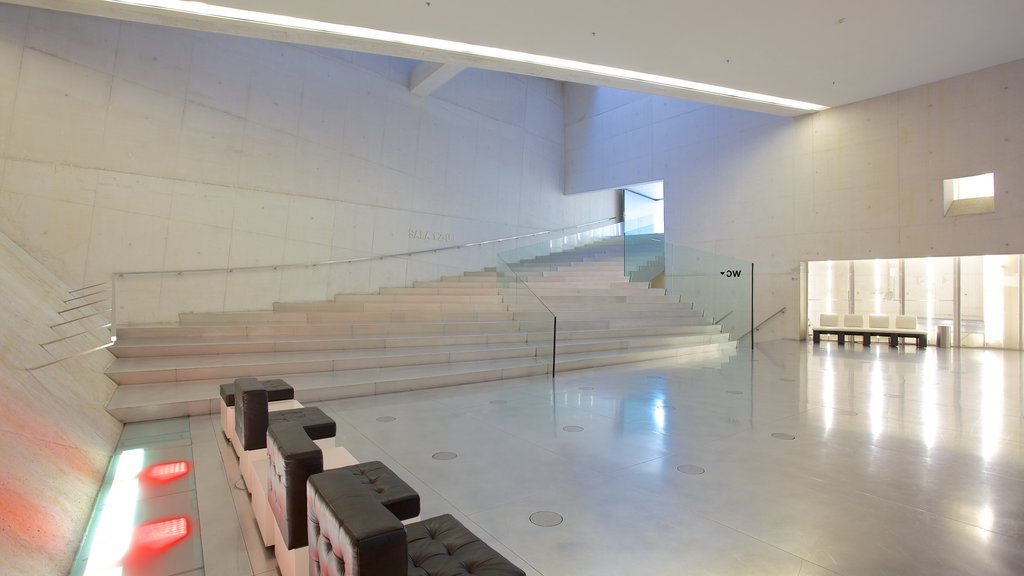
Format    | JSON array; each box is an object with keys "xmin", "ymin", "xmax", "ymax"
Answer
[{"xmin": 105, "ymin": 241, "xmax": 735, "ymax": 421}]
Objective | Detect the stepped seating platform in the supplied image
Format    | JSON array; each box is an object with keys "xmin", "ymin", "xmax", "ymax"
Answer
[{"xmin": 106, "ymin": 242, "xmax": 737, "ymax": 422}]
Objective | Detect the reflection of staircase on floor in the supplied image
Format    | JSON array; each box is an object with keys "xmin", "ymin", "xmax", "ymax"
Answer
[{"xmin": 105, "ymin": 242, "xmax": 736, "ymax": 421}]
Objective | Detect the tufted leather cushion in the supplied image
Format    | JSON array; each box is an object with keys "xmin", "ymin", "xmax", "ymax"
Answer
[
  {"xmin": 235, "ymin": 380, "xmax": 269, "ymax": 451},
  {"xmin": 308, "ymin": 471, "xmax": 407, "ymax": 576},
  {"xmin": 267, "ymin": 421, "xmax": 323, "ymax": 550},
  {"xmin": 406, "ymin": 515, "xmax": 525, "ymax": 576},
  {"xmin": 220, "ymin": 377, "xmax": 294, "ymax": 407},
  {"xmin": 237, "ymin": 386, "xmax": 335, "ymax": 452},
  {"xmin": 269, "ymin": 407, "xmax": 336, "ymax": 441},
  {"xmin": 319, "ymin": 461, "xmax": 420, "ymax": 521}
]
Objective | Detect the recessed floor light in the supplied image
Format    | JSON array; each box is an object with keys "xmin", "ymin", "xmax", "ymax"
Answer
[
  {"xmin": 677, "ymin": 465, "xmax": 706, "ymax": 475},
  {"xmin": 530, "ymin": 511, "xmax": 563, "ymax": 527}
]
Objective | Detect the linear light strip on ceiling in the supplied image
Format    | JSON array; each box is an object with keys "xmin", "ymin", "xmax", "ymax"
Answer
[{"xmin": 105, "ymin": 0, "xmax": 828, "ymax": 112}]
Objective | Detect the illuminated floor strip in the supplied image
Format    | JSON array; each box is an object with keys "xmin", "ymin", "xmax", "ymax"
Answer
[{"xmin": 71, "ymin": 418, "xmax": 202, "ymax": 576}]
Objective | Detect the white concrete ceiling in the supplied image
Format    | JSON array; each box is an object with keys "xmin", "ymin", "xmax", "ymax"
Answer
[{"xmin": 7, "ymin": 0, "xmax": 1024, "ymax": 115}]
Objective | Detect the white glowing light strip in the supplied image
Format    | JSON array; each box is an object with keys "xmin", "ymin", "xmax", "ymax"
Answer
[
  {"xmin": 84, "ymin": 449, "xmax": 146, "ymax": 576},
  {"xmin": 105, "ymin": 0, "xmax": 828, "ymax": 112}
]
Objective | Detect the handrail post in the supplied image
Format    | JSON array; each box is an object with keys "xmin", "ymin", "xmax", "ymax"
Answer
[
  {"xmin": 110, "ymin": 273, "xmax": 117, "ymax": 342},
  {"xmin": 551, "ymin": 316, "xmax": 557, "ymax": 377},
  {"xmin": 750, "ymin": 262, "xmax": 755, "ymax": 350}
]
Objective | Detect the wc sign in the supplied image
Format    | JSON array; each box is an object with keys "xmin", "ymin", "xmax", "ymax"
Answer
[{"xmin": 720, "ymin": 269, "xmax": 743, "ymax": 278}]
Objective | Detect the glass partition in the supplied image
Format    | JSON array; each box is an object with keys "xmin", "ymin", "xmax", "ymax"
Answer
[
  {"xmin": 662, "ymin": 241, "xmax": 753, "ymax": 343},
  {"xmin": 960, "ymin": 255, "xmax": 1020, "ymax": 349},
  {"xmin": 904, "ymin": 257, "xmax": 955, "ymax": 343},
  {"xmin": 807, "ymin": 254, "xmax": 1023, "ymax": 349},
  {"xmin": 111, "ymin": 219, "xmax": 619, "ymax": 335},
  {"xmin": 807, "ymin": 260, "xmax": 851, "ymax": 322},
  {"xmin": 852, "ymin": 259, "xmax": 901, "ymax": 316}
]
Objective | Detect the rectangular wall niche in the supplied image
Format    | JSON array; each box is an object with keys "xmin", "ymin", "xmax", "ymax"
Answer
[{"xmin": 944, "ymin": 172, "xmax": 995, "ymax": 216}]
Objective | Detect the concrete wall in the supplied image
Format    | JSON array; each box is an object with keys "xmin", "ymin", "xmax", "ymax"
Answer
[
  {"xmin": 0, "ymin": 5, "xmax": 615, "ymax": 323},
  {"xmin": 0, "ymin": 232, "xmax": 121, "ymax": 576},
  {"xmin": 565, "ymin": 59, "xmax": 1024, "ymax": 340}
]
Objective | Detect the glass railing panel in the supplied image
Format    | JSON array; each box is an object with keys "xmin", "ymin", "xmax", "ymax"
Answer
[
  {"xmin": 495, "ymin": 256, "xmax": 556, "ymax": 375},
  {"xmin": 496, "ymin": 220, "xmax": 624, "ymax": 274},
  {"xmin": 493, "ymin": 219, "xmax": 624, "ymax": 375},
  {"xmin": 662, "ymin": 241, "xmax": 752, "ymax": 343},
  {"xmin": 623, "ymin": 232, "xmax": 664, "ymax": 281},
  {"xmin": 111, "ymin": 219, "xmax": 620, "ymax": 335}
]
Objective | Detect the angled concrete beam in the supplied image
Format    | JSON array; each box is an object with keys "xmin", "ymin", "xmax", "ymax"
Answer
[{"xmin": 408, "ymin": 61, "xmax": 465, "ymax": 96}]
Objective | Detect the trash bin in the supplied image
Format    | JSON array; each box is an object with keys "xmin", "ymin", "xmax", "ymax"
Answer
[{"xmin": 936, "ymin": 325, "xmax": 951, "ymax": 348}]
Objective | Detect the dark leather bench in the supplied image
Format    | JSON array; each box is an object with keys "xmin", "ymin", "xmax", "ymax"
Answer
[
  {"xmin": 308, "ymin": 469, "xmax": 524, "ymax": 576},
  {"xmin": 220, "ymin": 377, "xmax": 294, "ymax": 445},
  {"xmin": 267, "ymin": 421, "xmax": 419, "ymax": 576},
  {"xmin": 235, "ymin": 379, "xmax": 335, "ymax": 498},
  {"xmin": 267, "ymin": 422, "xmax": 420, "ymax": 549},
  {"xmin": 235, "ymin": 380, "xmax": 335, "ymax": 453},
  {"xmin": 220, "ymin": 377, "xmax": 294, "ymax": 407}
]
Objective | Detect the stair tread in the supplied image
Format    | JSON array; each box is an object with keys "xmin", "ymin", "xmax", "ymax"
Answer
[
  {"xmin": 108, "ymin": 331, "xmax": 728, "ymax": 372},
  {"xmin": 107, "ymin": 341, "xmax": 550, "ymax": 372},
  {"xmin": 106, "ymin": 355, "xmax": 555, "ymax": 409},
  {"xmin": 106, "ymin": 342, "xmax": 735, "ymax": 411},
  {"xmin": 112, "ymin": 324, "xmax": 720, "ymax": 354}
]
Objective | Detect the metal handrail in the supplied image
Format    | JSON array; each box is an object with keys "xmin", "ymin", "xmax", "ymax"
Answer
[
  {"xmin": 59, "ymin": 298, "xmax": 110, "ymax": 315},
  {"xmin": 68, "ymin": 281, "xmax": 109, "ymax": 293},
  {"xmin": 52, "ymin": 309, "xmax": 112, "ymax": 329},
  {"xmin": 64, "ymin": 288, "xmax": 110, "ymax": 303},
  {"xmin": 28, "ymin": 341, "xmax": 115, "ymax": 371},
  {"xmin": 756, "ymin": 307, "xmax": 787, "ymax": 330},
  {"xmin": 737, "ymin": 306, "xmax": 786, "ymax": 340},
  {"xmin": 113, "ymin": 217, "xmax": 619, "ymax": 278}
]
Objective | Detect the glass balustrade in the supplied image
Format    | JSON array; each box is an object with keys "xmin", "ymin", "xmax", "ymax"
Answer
[
  {"xmin": 495, "ymin": 219, "xmax": 625, "ymax": 374},
  {"xmin": 661, "ymin": 242, "xmax": 753, "ymax": 344},
  {"xmin": 111, "ymin": 220, "xmax": 620, "ymax": 334}
]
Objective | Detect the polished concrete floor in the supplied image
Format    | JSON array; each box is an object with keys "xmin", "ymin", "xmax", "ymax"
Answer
[{"xmin": 189, "ymin": 339, "xmax": 1024, "ymax": 575}]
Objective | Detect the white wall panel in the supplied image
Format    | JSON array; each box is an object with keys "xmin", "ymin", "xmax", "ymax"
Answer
[
  {"xmin": 0, "ymin": 5, "xmax": 616, "ymax": 323},
  {"xmin": 567, "ymin": 58, "xmax": 1024, "ymax": 340}
]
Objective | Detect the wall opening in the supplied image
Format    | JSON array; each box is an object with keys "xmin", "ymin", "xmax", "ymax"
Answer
[
  {"xmin": 622, "ymin": 181, "xmax": 664, "ymax": 235},
  {"xmin": 944, "ymin": 172, "xmax": 995, "ymax": 216}
]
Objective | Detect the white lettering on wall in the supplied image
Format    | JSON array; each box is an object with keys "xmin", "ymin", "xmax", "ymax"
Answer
[{"xmin": 408, "ymin": 229, "xmax": 455, "ymax": 243}]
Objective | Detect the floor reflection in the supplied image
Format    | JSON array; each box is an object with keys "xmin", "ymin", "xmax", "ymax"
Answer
[{"xmin": 193, "ymin": 340, "xmax": 1024, "ymax": 575}]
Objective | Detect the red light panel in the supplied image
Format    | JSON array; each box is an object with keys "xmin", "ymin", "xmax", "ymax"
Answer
[
  {"xmin": 132, "ymin": 517, "xmax": 189, "ymax": 552},
  {"xmin": 142, "ymin": 460, "xmax": 190, "ymax": 483}
]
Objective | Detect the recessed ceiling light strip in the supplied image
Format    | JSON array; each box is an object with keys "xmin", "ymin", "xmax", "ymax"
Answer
[{"xmin": 105, "ymin": 0, "xmax": 827, "ymax": 112}]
